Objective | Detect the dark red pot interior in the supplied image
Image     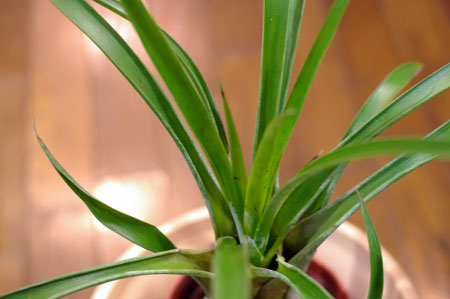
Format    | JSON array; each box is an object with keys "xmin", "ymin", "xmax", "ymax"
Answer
[{"xmin": 170, "ymin": 259, "xmax": 349, "ymax": 299}]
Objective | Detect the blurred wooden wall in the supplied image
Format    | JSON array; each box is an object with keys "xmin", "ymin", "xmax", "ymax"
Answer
[{"xmin": 0, "ymin": 0, "xmax": 449, "ymax": 298}]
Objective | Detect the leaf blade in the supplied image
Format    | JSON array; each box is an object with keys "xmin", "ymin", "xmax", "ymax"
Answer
[
  {"xmin": 344, "ymin": 62, "xmax": 423, "ymax": 138},
  {"xmin": 212, "ymin": 237, "xmax": 250, "ymax": 299},
  {"xmin": 245, "ymin": 111, "xmax": 296, "ymax": 235},
  {"xmin": 258, "ymin": 137, "xmax": 450, "ymax": 253},
  {"xmin": 35, "ymin": 129, "xmax": 175, "ymax": 252},
  {"xmin": 2, "ymin": 250, "xmax": 212, "ymax": 299},
  {"xmin": 276, "ymin": 62, "xmax": 449, "ymax": 237},
  {"xmin": 121, "ymin": 0, "xmax": 243, "ymax": 236},
  {"xmin": 357, "ymin": 191, "xmax": 384, "ymax": 299},
  {"xmin": 254, "ymin": 0, "xmax": 305, "ymax": 152},
  {"xmin": 287, "ymin": 121, "xmax": 450, "ymax": 265},
  {"xmin": 221, "ymin": 85, "xmax": 248, "ymax": 197},
  {"xmin": 252, "ymin": 258, "xmax": 333, "ymax": 299},
  {"xmin": 50, "ymin": 0, "xmax": 234, "ymax": 237},
  {"xmin": 246, "ymin": 0, "xmax": 350, "ymax": 235}
]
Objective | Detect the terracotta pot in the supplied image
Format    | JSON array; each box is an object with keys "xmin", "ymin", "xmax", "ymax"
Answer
[{"xmin": 91, "ymin": 208, "xmax": 418, "ymax": 299}]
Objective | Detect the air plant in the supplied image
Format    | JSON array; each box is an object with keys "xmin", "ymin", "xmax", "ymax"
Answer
[{"xmin": 2, "ymin": 0, "xmax": 450, "ymax": 298}]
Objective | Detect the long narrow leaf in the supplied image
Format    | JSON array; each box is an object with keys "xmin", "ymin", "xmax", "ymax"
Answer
[
  {"xmin": 93, "ymin": 0, "xmax": 229, "ymax": 153},
  {"xmin": 344, "ymin": 62, "xmax": 423, "ymax": 138},
  {"xmin": 2, "ymin": 250, "xmax": 212, "ymax": 299},
  {"xmin": 287, "ymin": 120, "xmax": 450, "ymax": 265},
  {"xmin": 50, "ymin": 0, "xmax": 234, "ymax": 237},
  {"xmin": 245, "ymin": 111, "xmax": 296, "ymax": 235},
  {"xmin": 257, "ymin": 168, "xmax": 338, "ymax": 262},
  {"xmin": 358, "ymin": 191, "xmax": 383, "ymax": 299},
  {"xmin": 121, "ymin": 0, "xmax": 243, "ymax": 236},
  {"xmin": 221, "ymin": 85, "xmax": 247, "ymax": 197},
  {"xmin": 256, "ymin": 137, "xmax": 450, "ymax": 252},
  {"xmin": 276, "ymin": 62, "xmax": 448, "ymax": 231},
  {"xmin": 35, "ymin": 128, "xmax": 175, "ymax": 252},
  {"xmin": 253, "ymin": 0, "xmax": 305, "ymax": 152},
  {"xmin": 342, "ymin": 63, "xmax": 450, "ymax": 145},
  {"xmin": 212, "ymin": 237, "xmax": 250, "ymax": 299},
  {"xmin": 246, "ymin": 0, "xmax": 349, "ymax": 235},
  {"xmin": 252, "ymin": 258, "xmax": 332, "ymax": 299},
  {"xmin": 164, "ymin": 33, "xmax": 229, "ymax": 153},
  {"xmin": 92, "ymin": 0, "xmax": 126, "ymax": 18}
]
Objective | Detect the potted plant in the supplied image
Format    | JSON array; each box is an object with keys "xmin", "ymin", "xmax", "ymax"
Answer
[{"xmin": 2, "ymin": 0, "xmax": 449, "ymax": 298}]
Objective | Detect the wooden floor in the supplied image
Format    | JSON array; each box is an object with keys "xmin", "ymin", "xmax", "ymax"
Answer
[{"xmin": 0, "ymin": 0, "xmax": 449, "ymax": 298}]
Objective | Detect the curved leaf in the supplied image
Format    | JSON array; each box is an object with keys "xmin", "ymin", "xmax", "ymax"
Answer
[
  {"xmin": 93, "ymin": 0, "xmax": 228, "ymax": 153},
  {"xmin": 252, "ymin": 257, "xmax": 332, "ymax": 299},
  {"xmin": 245, "ymin": 111, "xmax": 296, "ymax": 235},
  {"xmin": 287, "ymin": 121, "xmax": 450, "ymax": 265},
  {"xmin": 50, "ymin": 0, "xmax": 234, "ymax": 237},
  {"xmin": 274, "ymin": 63, "xmax": 450, "ymax": 240},
  {"xmin": 256, "ymin": 137, "xmax": 450, "ymax": 252},
  {"xmin": 246, "ymin": 0, "xmax": 349, "ymax": 236},
  {"xmin": 35, "ymin": 128, "xmax": 175, "ymax": 252},
  {"xmin": 213, "ymin": 237, "xmax": 250, "ymax": 299},
  {"xmin": 344, "ymin": 62, "xmax": 423, "ymax": 138},
  {"xmin": 164, "ymin": 33, "xmax": 229, "ymax": 153},
  {"xmin": 92, "ymin": 0, "xmax": 126, "ymax": 18},
  {"xmin": 358, "ymin": 192, "xmax": 383, "ymax": 299},
  {"xmin": 2, "ymin": 250, "xmax": 212, "ymax": 299},
  {"xmin": 120, "ymin": 0, "xmax": 244, "ymax": 237},
  {"xmin": 221, "ymin": 85, "xmax": 247, "ymax": 197},
  {"xmin": 342, "ymin": 63, "xmax": 450, "ymax": 145}
]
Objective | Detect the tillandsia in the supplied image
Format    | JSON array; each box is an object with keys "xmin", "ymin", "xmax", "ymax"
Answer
[{"xmin": 2, "ymin": 0, "xmax": 450, "ymax": 298}]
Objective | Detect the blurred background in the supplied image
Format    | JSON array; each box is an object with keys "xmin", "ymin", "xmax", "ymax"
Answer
[{"xmin": 1, "ymin": 0, "xmax": 449, "ymax": 298}]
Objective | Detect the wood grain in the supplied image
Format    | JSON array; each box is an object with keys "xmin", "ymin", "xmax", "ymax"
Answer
[{"xmin": 0, "ymin": 0, "xmax": 448, "ymax": 298}]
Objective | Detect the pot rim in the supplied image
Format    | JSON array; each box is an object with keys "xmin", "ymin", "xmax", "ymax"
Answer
[{"xmin": 91, "ymin": 207, "xmax": 417, "ymax": 299}]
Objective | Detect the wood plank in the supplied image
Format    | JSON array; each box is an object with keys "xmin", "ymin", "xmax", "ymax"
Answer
[{"xmin": 0, "ymin": 0, "xmax": 30, "ymax": 293}]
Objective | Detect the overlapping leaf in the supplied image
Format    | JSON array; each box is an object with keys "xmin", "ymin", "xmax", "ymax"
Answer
[
  {"xmin": 120, "ymin": 0, "xmax": 244, "ymax": 236},
  {"xmin": 252, "ymin": 257, "xmax": 332, "ymax": 299},
  {"xmin": 263, "ymin": 63, "xmax": 450, "ymax": 254},
  {"xmin": 253, "ymin": 0, "xmax": 305, "ymax": 152},
  {"xmin": 245, "ymin": 0, "xmax": 350, "ymax": 235},
  {"xmin": 358, "ymin": 192, "xmax": 383, "ymax": 299},
  {"xmin": 213, "ymin": 238, "xmax": 250, "ymax": 299},
  {"xmin": 2, "ymin": 250, "xmax": 212, "ymax": 299},
  {"xmin": 287, "ymin": 120, "xmax": 450, "ymax": 265},
  {"xmin": 221, "ymin": 85, "xmax": 247, "ymax": 197},
  {"xmin": 255, "ymin": 137, "xmax": 450, "ymax": 253},
  {"xmin": 35, "ymin": 128, "xmax": 175, "ymax": 252},
  {"xmin": 50, "ymin": 0, "xmax": 234, "ymax": 237}
]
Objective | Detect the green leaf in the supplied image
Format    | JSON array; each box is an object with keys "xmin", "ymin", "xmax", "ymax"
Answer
[
  {"xmin": 247, "ymin": 0, "xmax": 349, "ymax": 235},
  {"xmin": 257, "ymin": 168, "xmax": 338, "ymax": 263},
  {"xmin": 50, "ymin": 0, "xmax": 234, "ymax": 237},
  {"xmin": 212, "ymin": 237, "xmax": 250, "ymax": 299},
  {"xmin": 252, "ymin": 257, "xmax": 332, "ymax": 299},
  {"xmin": 287, "ymin": 120, "xmax": 450, "ymax": 265},
  {"xmin": 344, "ymin": 62, "xmax": 423, "ymax": 138},
  {"xmin": 342, "ymin": 63, "xmax": 450, "ymax": 145},
  {"xmin": 258, "ymin": 137, "xmax": 450, "ymax": 254},
  {"xmin": 35, "ymin": 128, "xmax": 175, "ymax": 252},
  {"xmin": 280, "ymin": 62, "xmax": 448, "ymax": 229},
  {"xmin": 221, "ymin": 84, "xmax": 247, "ymax": 197},
  {"xmin": 245, "ymin": 111, "xmax": 296, "ymax": 236},
  {"xmin": 357, "ymin": 191, "xmax": 383, "ymax": 299},
  {"xmin": 2, "ymin": 249, "xmax": 212, "ymax": 299},
  {"xmin": 164, "ymin": 33, "xmax": 229, "ymax": 153},
  {"xmin": 92, "ymin": 0, "xmax": 127, "ymax": 18},
  {"xmin": 93, "ymin": 0, "xmax": 230, "ymax": 153},
  {"xmin": 253, "ymin": 0, "xmax": 305, "ymax": 153},
  {"xmin": 121, "ymin": 0, "xmax": 244, "ymax": 237}
]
